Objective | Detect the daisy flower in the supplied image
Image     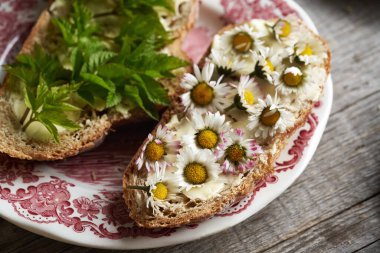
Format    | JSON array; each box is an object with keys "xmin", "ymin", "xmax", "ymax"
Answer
[
  {"xmin": 232, "ymin": 75, "xmax": 262, "ymax": 111},
  {"xmin": 212, "ymin": 24, "xmax": 265, "ymax": 71},
  {"xmin": 247, "ymin": 94, "xmax": 294, "ymax": 139},
  {"xmin": 273, "ymin": 65, "xmax": 325, "ymax": 101},
  {"xmin": 183, "ymin": 111, "xmax": 231, "ymax": 152},
  {"xmin": 218, "ymin": 128, "xmax": 262, "ymax": 174},
  {"xmin": 136, "ymin": 125, "xmax": 179, "ymax": 172},
  {"xmin": 180, "ymin": 63, "xmax": 232, "ymax": 114},
  {"xmin": 270, "ymin": 16, "xmax": 299, "ymax": 44},
  {"xmin": 288, "ymin": 37, "xmax": 328, "ymax": 65},
  {"xmin": 173, "ymin": 147, "xmax": 225, "ymax": 200},
  {"xmin": 146, "ymin": 169, "xmax": 179, "ymax": 214},
  {"xmin": 128, "ymin": 169, "xmax": 178, "ymax": 215},
  {"xmin": 208, "ymin": 49, "xmax": 251, "ymax": 76},
  {"xmin": 250, "ymin": 47, "xmax": 282, "ymax": 83}
]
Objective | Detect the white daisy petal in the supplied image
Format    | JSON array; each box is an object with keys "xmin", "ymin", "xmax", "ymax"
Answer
[
  {"xmin": 136, "ymin": 125, "xmax": 180, "ymax": 172},
  {"xmin": 212, "ymin": 23, "xmax": 266, "ymax": 74},
  {"xmin": 182, "ymin": 111, "xmax": 231, "ymax": 152},
  {"xmin": 273, "ymin": 65, "xmax": 324, "ymax": 101},
  {"xmin": 180, "ymin": 63, "xmax": 234, "ymax": 115},
  {"xmin": 173, "ymin": 147, "xmax": 222, "ymax": 200},
  {"xmin": 247, "ymin": 94, "xmax": 295, "ymax": 140},
  {"xmin": 145, "ymin": 168, "xmax": 179, "ymax": 214},
  {"xmin": 218, "ymin": 128, "xmax": 262, "ymax": 174}
]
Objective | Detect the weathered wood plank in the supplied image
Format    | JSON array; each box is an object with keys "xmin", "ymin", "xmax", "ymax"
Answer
[
  {"xmin": 253, "ymin": 194, "xmax": 380, "ymax": 253},
  {"xmin": 1, "ymin": 0, "xmax": 380, "ymax": 252},
  {"xmin": 355, "ymin": 239, "xmax": 380, "ymax": 253}
]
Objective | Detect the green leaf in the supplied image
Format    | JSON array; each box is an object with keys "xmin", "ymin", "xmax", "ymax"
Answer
[
  {"xmin": 72, "ymin": 1, "xmax": 96, "ymax": 36},
  {"xmin": 70, "ymin": 47, "xmax": 84, "ymax": 79},
  {"xmin": 118, "ymin": 6, "xmax": 170, "ymax": 49},
  {"xmin": 40, "ymin": 111, "xmax": 81, "ymax": 131},
  {"xmin": 133, "ymin": 74, "xmax": 169, "ymax": 105},
  {"xmin": 44, "ymin": 102, "xmax": 82, "ymax": 112},
  {"xmin": 36, "ymin": 116, "xmax": 59, "ymax": 143},
  {"xmin": 151, "ymin": 54, "xmax": 189, "ymax": 72},
  {"xmin": 51, "ymin": 18, "xmax": 75, "ymax": 45},
  {"xmin": 118, "ymin": 35, "xmax": 132, "ymax": 61},
  {"xmin": 77, "ymin": 87, "xmax": 95, "ymax": 105},
  {"xmin": 23, "ymin": 86, "xmax": 36, "ymax": 110},
  {"xmin": 106, "ymin": 91, "xmax": 122, "ymax": 108},
  {"xmin": 60, "ymin": 102, "xmax": 82, "ymax": 112},
  {"xmin": 124, "ymin": 85, "xmax": 158, "ymax": 119},
  {"xmin": 5, "ymin": 66, "xmax": 38, "ymax": 86},
  {"xmin": 126, "ymin": 35, "xmax": 188, "ymax": 77},
  {"xmin": 85, "ymin": 51, "xmax": 116, "ymax": 73},
  {"xmin": 80, "ymin": 73, "xmax": 115, "ymax": 91},
  {"xmin": 97, "ymin": 63, "xmax": 134, "ymax": 79},
  {"xmin": 15, "ymin": 54, "xmax": 36, "ymax": 67},
  {"xmin": 37, "ymin": 77, "xmax": 49, "ymax": 99}
]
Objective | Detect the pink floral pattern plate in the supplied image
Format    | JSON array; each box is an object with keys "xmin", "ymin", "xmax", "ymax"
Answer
[{"xmin": 0, "ymin": 0, "xmax": 333, "ymax": 249}]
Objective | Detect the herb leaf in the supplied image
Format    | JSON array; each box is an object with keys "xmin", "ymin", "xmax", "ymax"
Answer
[
  {"xmin": 124, "ymin": 85, "xmax": 158, "ymax": 120},
  {"xmin": 80, "ymin": 73, "xmax": 115, "ymax": 92},
  {"xmin": 21, "ymin": 77, "xmax": 81, "ymax": 143}
]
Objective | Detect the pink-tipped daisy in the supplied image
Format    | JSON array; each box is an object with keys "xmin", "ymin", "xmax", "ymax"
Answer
[
  {"xmin": 218, "ymin": 128, "xmax": 263, "ymax": 174},
  {"xmin": 136, "ymin": 125, "xmax": 180, "ymax": 172}
]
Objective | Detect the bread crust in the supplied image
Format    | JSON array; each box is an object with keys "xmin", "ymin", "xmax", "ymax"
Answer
[
  {"xmin": 123, "ymin": 19, "xmax": 331, "ymax": 228},
  {"xmin": 0, "ymin": 0, "xmax": 199, "ymax": 161}
]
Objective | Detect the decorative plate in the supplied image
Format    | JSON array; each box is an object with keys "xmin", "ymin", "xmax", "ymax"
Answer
[{"xmin": 0, "ymin": 0, "xmax": 332, "ymax": 250}]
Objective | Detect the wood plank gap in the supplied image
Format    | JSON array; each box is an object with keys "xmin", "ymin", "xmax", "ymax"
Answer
[
  {"xmin": 351, "ymin": 238, "xmax": 380, "ymax": 253},
  {"xmin": 255, "ymin": 191, "xmax": 380, "ymax": 253}
]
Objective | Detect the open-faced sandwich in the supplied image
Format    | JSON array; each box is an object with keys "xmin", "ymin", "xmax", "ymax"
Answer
[
  {"xmin": 123, "ymin": 16, "xmax": 331, "ymax": 228},
  {"xmin": 0, "ymin": 0, "xmax": 199, "ymax": 160}
]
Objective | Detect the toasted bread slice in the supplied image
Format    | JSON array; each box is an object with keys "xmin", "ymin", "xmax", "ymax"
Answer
[
  {"xmin": 0, "ymin": 0, "xmax": 199, "ymax": 161},
  {"xmin": 123, "ymin": 17, "xmax": 331, "ymax": 228}
]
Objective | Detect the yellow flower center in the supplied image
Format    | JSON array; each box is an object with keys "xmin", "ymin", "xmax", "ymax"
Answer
[
  {"xmin": 301, "ymin": 44, "xmax": 313, "ymax": 56},
  {"xmin": 260, "ymin": 107, "xmax": 281, "ymax": 127},
  {"xmin": 244, "ymin": 89, "xmax": 255, "ymax": 105},
  {"xmin": 190, "ymin": 82, "xmax": 214, "ymax": 106},
  {"xmin": 184, "ymin": 162, "xmax": 208, "ymax": 185},
  {"xmin": 279, "ymin": 20, "xmax": 291, "ymax": 37},
  {"xmin": 266, "ymin": 59, "xmax": 275, "ymax": 72},
  {"xmin": 232, "ymin": 32, "xmax": 253, "ymax": 53},
  {"xmin": 145, "ymin": 141, "xmax": 165, "ymax": 161},
  {"xmin": 226, "ymin": 144, "xmax": 245, "ymax": 163},
  {"xmin": 196, "ymin": 129, "xmax": 219, "ymax": 149},
  {"xmin": 283, "ymin": 68, "xmax": 303, "ymax": 87},
  {"xmin": 152, "ymin": 182, "xmax": 168, "ymax": 200}
]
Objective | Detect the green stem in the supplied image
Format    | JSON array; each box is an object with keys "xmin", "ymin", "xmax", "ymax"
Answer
[
  {"xmin": 21, "ymin": 114, "xmax": 35, "ymax": 132},
  {"xmin": 93, "ymin": 32, "xmax": 115, "ymax": 40},
  {"xmin": 127, "ymin": 185, "xmax": 150, "ymax": 193},
  {"xmin": 272, "ymin": 18, "xmax": 281, "ymax": 29},
  {"xmin": 19, "ymin": 108, "xmax": 30, "ymax": 126},
  {"xmin": 224, "ymin": 104, "xmax": 235, "ymax": 113},
  {"xmin": 93, "ymin": 10, "xmax": 118, "ymax": 19}
]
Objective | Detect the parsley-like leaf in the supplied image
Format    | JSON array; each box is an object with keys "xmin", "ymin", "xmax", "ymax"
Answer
[
  {"xmin": 124, "ymin": 85, "xmax": 159, "ymax": 120},
  {"xmin": 21, "ymin": 77, "xmax": 81, "ymax": 143}
]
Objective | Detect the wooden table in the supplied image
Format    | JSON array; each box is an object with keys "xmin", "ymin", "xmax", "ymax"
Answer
[{"xmin": 1, "ymin": 0, "xmax": 379, "ymax": 252}]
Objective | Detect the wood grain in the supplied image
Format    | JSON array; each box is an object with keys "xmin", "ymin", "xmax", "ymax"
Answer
[{"xmin": 1, "ymin": 0, "xmax": 380, "ymax": 252}]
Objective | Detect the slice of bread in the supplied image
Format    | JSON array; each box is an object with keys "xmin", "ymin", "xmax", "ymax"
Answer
[
  {"xmin": 0, "ymin": 0, "xmax": 199, "ymax": 161},
  {"xmin": 123, "ymin": 17, "xmax": 331, "ymax": 228}
]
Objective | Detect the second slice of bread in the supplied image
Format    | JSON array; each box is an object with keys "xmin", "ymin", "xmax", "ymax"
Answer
[{"xmin": 0, "ymin": 0, "xmax": 199, "ymax": 161}]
